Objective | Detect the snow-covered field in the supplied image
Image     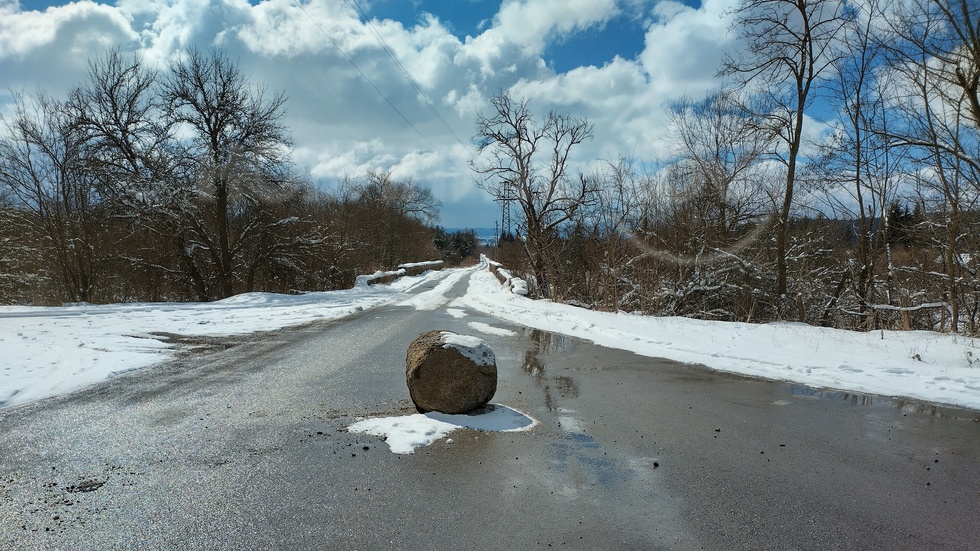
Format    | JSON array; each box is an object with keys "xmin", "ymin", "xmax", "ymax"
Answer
[
  {"xmin": 2, "ymin": 259, "xmax": 979, "ymax": 453},
  {"xmin": 0, "ymin": 273, "xmax": 436, "ymax": 409}
]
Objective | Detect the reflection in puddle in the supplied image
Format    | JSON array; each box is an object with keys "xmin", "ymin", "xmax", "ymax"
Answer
[
  {"xmin": 522, "ymin": 350, "xmax": 545, "ymax": 379},
  {"xmin": 552, "ymin": 437, "xmax": 629, "ymax": 490},
  {"xmin": 895, "ymin": 400, "xmax": 980, "ymax": 420},
  {"xmin": 522, "ymin": 328, "xmax": 581, "ymax": 412},
  {"xmin": 788, "ymin": 385, "xmax": 979, "ymax": 420},
  {"xmin": 565, "ymin": 431, "xmax": 600, "ymax": 449},
  {"xmin": 553, "ymin": 376, "xmax": 579, "ymax": 399},
  {"xmin": 789, "ymin": 386, "xmax": 874, "ymax": 406},
  {"xmin": 524, "ymin": 328, "xmax": 573, "ymax": 354},
  {"xmin": 544, "ymin": 376, "xmax": 580, "ymax": 411}
]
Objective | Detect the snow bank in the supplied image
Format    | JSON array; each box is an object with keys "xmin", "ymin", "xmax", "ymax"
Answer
[
  {"xmin": 457, "ymin": 268, "xmax": 980, "ymax": 412},
  {"xmin": 355, "ymin": 269, "xmax": 406, "ymax": 286},
  {"xmin": 398, "ymin": 260, "xmax": 445, "ymax": 277},
  {"xmin": 0, "ymin": 268, "xmax": 462, "ymax": 409},
  {"xmin": 482, "ymin": 255, "xmax": 528, "ymax": 296},
  {"xmin": 467, "ymin": 321, "xmax": 516, "ymax": 337}
]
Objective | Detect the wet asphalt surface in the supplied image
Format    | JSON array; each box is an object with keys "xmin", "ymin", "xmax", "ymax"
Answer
[{"xmin": 1, "ymin": 272, "xmax": 979, "ymax": 550}]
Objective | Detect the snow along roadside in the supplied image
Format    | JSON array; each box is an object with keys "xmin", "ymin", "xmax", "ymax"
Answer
[
  {"xmin": 455, "ymin": 267, "xmax": 980, "ymax": 412},
  {"xmin": 0, "ymin": 268, "xmax": 461, "ymax": 410}
]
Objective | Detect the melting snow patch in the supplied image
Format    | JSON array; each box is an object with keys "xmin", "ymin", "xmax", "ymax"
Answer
[
  {"xmin": 348, "ymin": 404, "xmax": 536, "ymax": 454},
  {"xmin": 467, "ymin": 321, "xmax": 517, "ymax": 337}
]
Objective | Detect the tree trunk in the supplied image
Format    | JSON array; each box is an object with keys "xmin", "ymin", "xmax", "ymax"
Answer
[{"xmin": 215, "ymin": 178, "xmax": 233, "ymax": 299}]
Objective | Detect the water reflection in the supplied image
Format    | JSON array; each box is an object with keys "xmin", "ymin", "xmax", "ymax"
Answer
[
  {"xmin": 522, "ymin": 350, "xmax": 545, "ymax": 379},
  {"xmin": 895, "ymin": 400, "xmax": 980, "ymax": 420},
  {"xmin": 522, "ymin": 329, "xmax": 581, "ymax": 412},
  {"xmin": 544, "ymin": 380, "xmax": 580, "ymax": 412},
  {"xmin": 524, "ymin": 328, "xmax": 573, "ymax": 354},
  {"xmin": 521, "ymin": 328, "xmax": 574, "ymax": 379},
  {"xmin": 788, "ymin": 385, "xmax": 979, "ymax": 420},
  {"xmin": 789, "ymin": 386, "xmax": 874, "ymax": 406},
  {"xmin": 553, "ymin": 375, "xmax": 580, "ymax": 399}
]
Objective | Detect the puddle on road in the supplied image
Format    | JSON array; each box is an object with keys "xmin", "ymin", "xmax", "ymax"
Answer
[
  {"xmin": 788, "ymin": 385, "xmax": 876, "ymax": 406},
  {"xmin": 552, "ymin": 375, "xmax": 579, "ymax": 398},
  {"xmin": 520, "ymin": 329, "xmax": 582, "ymax": 412},
  {"xmin": 524, "ymin": 328, "xmax": 574, "ymax": 354},
  {"xmin": 893, "ymin": 400, "xmax": 979, "ymax": 420},
  {"xmin": 786, "ymin": 384, "xmax": 980, "ymax": 421},
  {"xmin": 520, "ymin": 329, "xmax": 575, "ymax": 378},
  {"xmin": 518, "ymin": 328, "xmax": 631, "ymax": 490},
  {"xmin": 522, "ymin": 351, "xmax": 545, "ymax": 379},
  {"xmin": 565, "ymin": 431, "xmax": 600, "ymax": 448}
]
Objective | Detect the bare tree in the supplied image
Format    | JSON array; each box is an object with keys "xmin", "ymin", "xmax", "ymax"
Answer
[
  {"xmin": 60, "ymin": 49, "xmax": 192, "ymax": 300},
  {"xmin": 884, "ymin": 0, "xmax": 980, "ymax": 332},
  {"xmin": 0, "ymin": 91, "xmax": 104, "ymax": 303},
  {"xmin": 162, "ymin": 48, "xmax": 295, "ymax": 300},
  {"xmin": 722, "ymin": 0, "xmax": 851, "ymax": 314},
  {"xmin": 558, "ymin": 156, "xmax": 648, "ymax": 309},
  {"xmin": 338, "ymin": 168, "xmax": 441, "ymax": 268},
  {"xmin": 641, "ymin": 89, "xmax": 777, "ymax": 320},
  {"xmin": 667, "ymin": 89, "xmax": 773, "ymax": 245},
  {"xmin": 362, "ymin": 168, "xmax": 441, "ymax": 224},
  {"xmin": 472, "ymin": 93, "xmax": 595, "ymax": 298},
  {"xmin": 815, "ymin": 0, "xmax": 898, "ymax": 328},
  {"xmin": 66, "ymin": 49, "xmax": 170, "ymax": 201}
]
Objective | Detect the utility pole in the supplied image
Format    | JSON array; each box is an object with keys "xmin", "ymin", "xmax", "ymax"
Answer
[
  {"xmin": 495, "ymin": 181, "xmax": 514, "ymax": 240},
  {"xmin": 493, "ymin": 220, "xmax": 499, "ymax": 260}
]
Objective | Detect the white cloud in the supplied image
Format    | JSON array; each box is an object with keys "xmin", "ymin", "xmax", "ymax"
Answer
[
  {"xmin": 458, "ymin": 0, "xmax": 617, "ymax": 79},
  {"xmin": 640, "ymin": 0, "xmax": 737, "ymax": 97},
  {"xmin": 0, "ymin": 0, "xmax": 757, "ymax": 228},
  {"xmin": 493, "ymin": 0, "xmax": 619, "ymax": 54},
  {"xmin": 0, "ymin": 1, "xmax": 136, "ymax": 57},
  {"xmin": 503, "ymin": 0, "xmax": 741, "ymax": 160},
  {"xmin": 0, "ymin": 1, "xmax": 139, "ymax": 99}
]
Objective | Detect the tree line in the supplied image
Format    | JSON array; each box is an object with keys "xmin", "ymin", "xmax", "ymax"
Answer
[
  {"xmin": 474, "ymin": 0, "xmax": 980, "ymax": 335},
  {"xmin": 0, "ymin": 49, "xmax": 475, "ymax": 305},
  {"xmin": 3, "ymin": 0, "xmax": 978, "ymax": 337}
]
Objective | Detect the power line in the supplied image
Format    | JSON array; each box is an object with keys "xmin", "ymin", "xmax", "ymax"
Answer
[
  {"xmin": 344, "ymin": 0, "xmax": 469, "ymax": 150},
  {"xmin": 292, "ymin": 0, "xmax": 468, "ymax": 177}
]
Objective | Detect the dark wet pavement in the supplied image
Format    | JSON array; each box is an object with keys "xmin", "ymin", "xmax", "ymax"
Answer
[{"xmin": 1, "ymin": 271, "xmax": 979, "ymax": 549}]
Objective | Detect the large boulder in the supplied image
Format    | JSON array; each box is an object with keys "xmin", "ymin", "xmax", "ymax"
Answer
[{"xmin": 406, "ymin": 330, "xmax": 497, "ymax": 414}]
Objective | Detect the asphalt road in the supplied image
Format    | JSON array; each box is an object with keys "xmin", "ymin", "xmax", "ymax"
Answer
[{"xmin": 1, "ymin": 271, "xmax": 979, "ymax": 550}]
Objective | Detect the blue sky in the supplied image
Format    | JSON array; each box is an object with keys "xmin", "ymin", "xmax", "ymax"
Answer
[
  {"xmin": 369, "ymin": 0, "xmax": 655, "ymax": 74},
  {"xmin": 1, "ymin": 0, "xmax": 738, "ymax": 229}
]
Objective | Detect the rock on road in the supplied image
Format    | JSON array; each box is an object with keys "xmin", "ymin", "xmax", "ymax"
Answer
[{"xmin": 1, "ymin": 269, "xmax": 978, "ymax": 549}]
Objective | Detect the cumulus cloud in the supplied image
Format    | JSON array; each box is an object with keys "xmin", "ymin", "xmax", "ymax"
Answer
[
  {"xmin": 641, "ymin": 0, "xmax": 737, "ymax": 96},
  {"xmin": 0, "ymin": 1, "xmax": 139, "ymax": 100},
  {"xmin": 0, "ymin": 0, "xmax": 751, "ymax": 228},
  {"xmin": 476, "ymin": 0, "xmax": 619, "ymax": 57}
]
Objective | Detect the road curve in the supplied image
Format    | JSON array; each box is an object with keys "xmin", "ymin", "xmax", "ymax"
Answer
[{"xmin": 1, "ymin": 270, "xmax": 978, "ymax": 550}]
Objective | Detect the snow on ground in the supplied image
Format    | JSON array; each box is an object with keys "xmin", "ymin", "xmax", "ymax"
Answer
[
  {"xmin": 467, "ymin": 321, "xmax": 517, "ymax": 337},
  {"xmin": 456, "ymin": 266, "xmax": 980, "ymax": 413},
  {"xmin": 348, "ymin": 404, "xmax": 536, "ymax": 454},
  {"xmin": 446, "ymin": 308, "xmax": 467, "ymax": 319},
  {"xmin": 395, "ymin": 268, "xmax": 469, "ymax": 310},
  {"xmin": 2, "ymin": 258, "xmax": 980, "ymax": 453},
  {"xmin": 0, "ymin": 270, "xmax": 456, "ymax": 409}
]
